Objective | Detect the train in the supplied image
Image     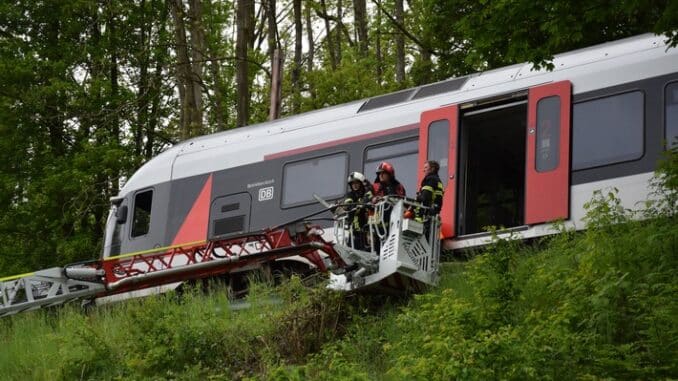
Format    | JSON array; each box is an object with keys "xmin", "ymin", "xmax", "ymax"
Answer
[{"xmin": 102, "ymin": 33, "xmax": 678, "ymax": 285}]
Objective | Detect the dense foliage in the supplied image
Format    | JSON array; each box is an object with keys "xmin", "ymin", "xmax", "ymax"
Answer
[
  {"xmin": 1, "ymin": 152, "xmax": 676, "ymax": 380},
  {"xmin": 422, "ymin": 0, "xmax": 678, "ymax": 72}
]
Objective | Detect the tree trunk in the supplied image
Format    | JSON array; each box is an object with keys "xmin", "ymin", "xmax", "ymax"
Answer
[
  {"xmin": 147, "ymin": 55, "xmax": 164, "ymax": 158},
  {"xmin": 235, "ymin": 0, "xmax": 252, "ymax": 127},
  {"xmin": 107, "ymin": 8, "xmax": 120, "ymax": 198},
  {"xmin": 292, "ymin": 0, "xmax": 302, "ymax": 113},
  {"xmin": 335, "ymin": 0, "xmax": 342, "ymax": 65},
  {"xmin": 266, "ymin": 0, "xmax": 277, "ymax": 64},
  {"xmin": 136, "ymin": 0, "xmax": 149, "ymax": 157},
  {"xmin": 170, "ymin": 0, "xmax": 199, "ymax": 139},
  {"xmin": 376, "ymin": 4, "xmax": 383, "ymax": 83},
  {"xmin": 202, "ymin": 0, "xmax": 225, "ymax": 131},
  {"xmin": 188, "ymin": 0, "xmax": 205, "ymax": 137},
  {"xmin": 146, "ymin": 0, "xmax": 170, "ymax": 158},
  {"xmin": 247, "ymin": 1, "xmax": 256, "ymax": 49},
  {"xmin": 319, "ymin": 0, "xmax": 336, "ymax": 70},
  {"xmin": 210, "ymin": 60, "xmax": 226, "ymax": 131},
  {"xmin": 305, "ymin": 1, "xmax": 314, "ymax": 73},
  {"xmin": 394, "ymin": 0, "xmax": 405, "ymax": 84},
  {"xmin": 266, "ymin": 0, "xmax": 278, "ymax": 118},
  {"xmin": 269, "ymin": 48, "xmax": 282, "ymax": 120},
  {"xmin": 83, "ymin": 17, "xmax": 102, "ymax": 145},
  {"xmin": 109, "ymin": 15, "xmax": 120, "ymax": 143},
  {"xmin": 353, "ymin": 0, "xmax": 368, "ymax": 56}
]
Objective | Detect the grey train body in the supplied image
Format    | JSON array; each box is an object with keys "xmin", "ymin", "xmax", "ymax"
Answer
[{"xmin": 103, "ymin": 34, "xmax": 678, "ymax": 262}]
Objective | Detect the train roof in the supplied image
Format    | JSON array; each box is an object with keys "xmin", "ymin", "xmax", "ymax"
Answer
[{"xmin": 119, "ymin": 33, "xmax": 677, "ymax": 198}]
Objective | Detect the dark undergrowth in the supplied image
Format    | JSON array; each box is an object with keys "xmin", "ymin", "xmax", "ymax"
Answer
[{"xmin": 1, "ymin": 151, "xmax": 676, "ymax": 380}]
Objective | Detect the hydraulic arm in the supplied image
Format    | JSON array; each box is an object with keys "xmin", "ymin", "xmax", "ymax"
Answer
[
  {"xmin": 1, "ymin": 198, "xmax": 440, "ymax": 318},
  {"xmin": 0, "ymin": 223, "xmax": 344, "ymax": 317}
]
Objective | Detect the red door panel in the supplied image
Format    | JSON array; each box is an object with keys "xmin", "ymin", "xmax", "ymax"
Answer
[
  {"xmin": 418, "ymin": 104, "xmax": 458, "ymax": 238},
  {"xmin": 525, "ymin": 81, "xmax": 572, "ymax": 224}
]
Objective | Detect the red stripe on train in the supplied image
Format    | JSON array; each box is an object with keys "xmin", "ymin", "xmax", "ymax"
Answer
[
  {"xmin": 264, "ymin": 123, "xmax": 418, "ymax": 160},
  {"xmin": 172, "ymin": 175, "xmax": 213, "ymax": 245}
]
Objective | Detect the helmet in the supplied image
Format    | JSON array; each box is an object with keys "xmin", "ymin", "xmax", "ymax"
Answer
[
  {"xmin": 376, "ymin": 162, "xmax": 395, "ymax": 176},
  {"xmin": 347, "ymin": 171, "xmax": 366, "ymax": 184}
]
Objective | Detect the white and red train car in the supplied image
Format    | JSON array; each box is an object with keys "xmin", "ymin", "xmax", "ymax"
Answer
[{"xmin": 102, "ymin": 34, "xmax": 678, "ymax": 277}]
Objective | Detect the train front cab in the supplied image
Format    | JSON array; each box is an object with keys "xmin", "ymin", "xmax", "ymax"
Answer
[{"xmin": 419, "ymin": 81, "xmax": 572, "ymax": 243}]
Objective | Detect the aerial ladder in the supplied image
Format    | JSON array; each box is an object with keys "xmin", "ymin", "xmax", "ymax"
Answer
[{"xmin": 0, "ymin": 198, "xmax": 440, "ymax": 318}]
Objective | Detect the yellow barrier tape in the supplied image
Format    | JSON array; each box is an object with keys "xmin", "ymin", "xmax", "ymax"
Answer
[
  {"xmin": 104, "ymin": 240, "xmax": 207, "ymax": 262},
  {"xmin": 0, "ymin": 240, "xmax": 208, "ymax": 281},
  {"xmin": 0, "ymin": 271, "xmax": 36, "ymax": 282}
]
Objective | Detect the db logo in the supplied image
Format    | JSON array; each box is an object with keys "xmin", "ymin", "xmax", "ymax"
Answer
[{"xmin": 258, "ymin": 186, "xmax": 274, "ymax": 201}]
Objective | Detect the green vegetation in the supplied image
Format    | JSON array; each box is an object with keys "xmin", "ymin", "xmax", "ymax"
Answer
[{"xmin": 0, "ymin": 279, "xmax": 353, "ymax": 380}]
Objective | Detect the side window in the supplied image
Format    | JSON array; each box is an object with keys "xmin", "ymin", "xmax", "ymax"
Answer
[
  {"xmin": 364, "ymin": 139, "xmax": 418, "ymax": 194},
  {"xmin": 572, "ymin": 91, "xmax": 644, "ymax": 170},
  {"xmin": 536, "ymin": 96, "xmax": 561, "ymax": 172},
  {"xmin": 282, "ymin": 153, "xmax": 348, "ymax": 207},
  {"xmin": 666, "ymin": 82, "xmax": 678, "ymax": 148},
  {"xmin": 427, "ymin": 120, "xmax": 450, "ymax": 185},
  {"xmin": 131, "ymin": 190, "xmax": 153, "ymax": 238}
]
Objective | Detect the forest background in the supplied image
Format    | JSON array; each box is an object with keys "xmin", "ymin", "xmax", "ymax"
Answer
[{"xmin": 0, "ymin": 0, "xmax": 676, "ymax": 275}]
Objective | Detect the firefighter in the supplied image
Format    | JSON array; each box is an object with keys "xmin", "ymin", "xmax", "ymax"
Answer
[
  {"xmin": 371, "ymin": 161, "xmax": 406, "ymax": 198},
  {"xmin": 344, "ymin": 172, "xmax": 372, "ymax": 251},
  {"xmin": 415, "ymin": 160, "xmax": 445, "ymax": 239},
  {"xmin": 370, "ymin": 162, "xmax": 405, "ymax": 249}
]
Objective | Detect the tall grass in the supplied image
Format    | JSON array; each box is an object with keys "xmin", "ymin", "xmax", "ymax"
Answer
[{"xmin": 0, "ymin": 278, "xmax": 354, "ymax": 380}]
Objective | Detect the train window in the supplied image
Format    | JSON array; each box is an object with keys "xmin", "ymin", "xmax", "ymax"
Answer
[
  {"xmin": 364, "ymin": 139, "xmax": 418, "ymax": 195},
  {"xmin": 365, "ymin": 139, "xmax": 418, "ymax": 161},
  {"xmin": 666, "ymin": 82, "xmax": 678, "ymax": 148},
  {"xmin": 427, "ymin": 120, "xmax": 450, "ymax": 185},
  {"xmin": 572, "ymin": 91, "xmax": 644, "ymax": 170},
  {"xmin": 536, "ymin": 96, "xmax": 561, "ymax": 172},
  {"xmin": 282, "ymin": 153, "xmax": 348, "ymax": 207},
  {"xmin": 131, "ymin": 190, "xmax": 153, "ymax": 238}
]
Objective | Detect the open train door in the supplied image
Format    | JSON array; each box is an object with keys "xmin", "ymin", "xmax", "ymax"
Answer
[
  {"xmin": 419, "ymin": 104, "xmax": 458, "ymax": 238},
  {"xmin": 525, "ymin": 81, "xmax": 572, "ymax": 224}
]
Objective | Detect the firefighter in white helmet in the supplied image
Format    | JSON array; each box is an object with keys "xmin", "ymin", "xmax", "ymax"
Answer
[{"xmin": 343, "ymin": 172, "xmax": 373, "ymax": 251}]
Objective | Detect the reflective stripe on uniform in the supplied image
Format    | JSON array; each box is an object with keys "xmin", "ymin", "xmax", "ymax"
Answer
[{"xmin": 434, "ymin": 182, "xmax": 444, "ymax": 201}]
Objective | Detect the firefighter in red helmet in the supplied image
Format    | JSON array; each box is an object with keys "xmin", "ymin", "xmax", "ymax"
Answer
[
  {"xmin": 370, "ymin": 162, "xmax": 406, "ymax": 251},
  {"xmin": 372, "ymin": 161, "xmax": 406, "ymax": 199}
]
